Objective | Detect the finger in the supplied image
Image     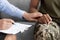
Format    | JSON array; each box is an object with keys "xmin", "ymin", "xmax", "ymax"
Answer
[
  {"xmin": 6, "ymin": 19, "xmax": 15, "ymax": 24},
  {"xmin": 43, "ymin": 14, "xmax": 50, "ymax": 24},
  {"xmin": 42, "ymin": 16, "xmax": 47, "ymax": 24},
  {"xmin": 5, "ymin": 23, "xmax": 13, "ymax": 25},
  {"xmin": 37, "ymin": 12, "xmax": 43, "ymax": 17},
  {"xmin": 4, "ymin": 23, "xmax": 13, "ymax": 30},
  {"xmin": 38, "ymin": 16, "xmax": 47, "ymax": 24},
  {"xmin": 32, "ymin": 12, "xmax": 43, "ymax": 18},
  {"xmin": 32, "ymin": 12, "xmax": 43, "ymax": 16},
  {"xmin": 46, "ymin": 14, "xmax": 52, "ymax": 21},
  {"xmin": 2, "ymin": 19, "xmax": 15, "ymax": 24},
  {"xmin": 38, "ymin": 17, "xmax": 44, "ymax": 24}
]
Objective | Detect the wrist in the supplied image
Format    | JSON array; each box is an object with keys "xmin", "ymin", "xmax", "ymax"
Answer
[{"xmin": 23, "ymin": 12, "xmax": 30, "ymax": 21}]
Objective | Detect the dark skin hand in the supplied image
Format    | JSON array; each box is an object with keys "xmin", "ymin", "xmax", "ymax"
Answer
[
  {"xmin": 29, "ymin": 0, "xmax": 52, "ymax": 24},
  {"xmin": 23, "ymin": 12, "xmax": 52, "ymax": 24},
  {"xmin": 38, "ymin": 14, "xmax": 52, "ymax": 24}
]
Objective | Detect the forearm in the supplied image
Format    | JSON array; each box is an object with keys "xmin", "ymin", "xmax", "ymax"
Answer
[
  {"xmin": 29, "ymin": 0, "xmax": 39, "ymax": 13},
  {"xmin": 29, "ymin": 7, "xmax": 38, "ymax": 13},
  {"xmin": 0, "ymin": 0, "xmax": 26, "ymax": 20}
]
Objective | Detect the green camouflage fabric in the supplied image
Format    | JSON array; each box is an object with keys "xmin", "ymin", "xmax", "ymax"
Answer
[{"xmin": 34, "ymin": 21, "xmax": 60, "ymax": 40}]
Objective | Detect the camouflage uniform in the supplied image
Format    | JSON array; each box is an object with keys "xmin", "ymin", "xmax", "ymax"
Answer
[
  {"xmin": 34, "ymin": 22, "xmax": 60, "ymax": 40},
  {"xmin": 34, "ymin": 0, "xmax": 60, "ymax": 40}
]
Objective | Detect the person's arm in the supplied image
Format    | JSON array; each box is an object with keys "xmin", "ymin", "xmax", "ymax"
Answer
[
  {"xmin": 29, "ymin": 0, "xmax": 39, "ymax": 13},
  {"xmin": 0, "ymin": 0, "xmax": 26, "ymax": 20},
  {"xmin": 29, "ymin": 0, "xmax": 52, "ymax": 24}
]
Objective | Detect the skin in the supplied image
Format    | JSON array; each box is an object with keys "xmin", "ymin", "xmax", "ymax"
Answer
[
  {"xmin": 0, "ymin": 11, "xmax": 49, "ymax": 40},
  {"xmin": 0, "ymin": 0, "xmax": 52, "ymax": 39},
  {"xmin": 0, "ymin": 11, "xmax": 45, "ymax": 40},
  {"xmin": 1, "ymin": 12, "xmax": 43, "ymax": 40},
  {"xmin": 23, "ymin": 12, "xmax": 43, "ymax": 22},
  {"xmin": 29, "ymin": 0, "xmax": 52, "ymax": 24},
  {"xmin": 0, "ymin": 19, "xmax": 16, "ymax": 40},
  {"xmin": 0, "ymin": 19, "xmax": 14, "ymax": 30},
  {"xmin": 4, "ymin": 34, "xmax": 16, "ymax": 40},
  {"xmin": 0, "ymin": 0, "xmax": 52, "ymax": 40}
]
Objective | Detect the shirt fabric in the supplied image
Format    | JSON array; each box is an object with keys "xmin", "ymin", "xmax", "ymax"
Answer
[
  {"xmin": 0, "ymin": 0, "xmax": 27, "ymax": 38},
  {"xmin": 0, "ymin": 0, "xmax": 25, "ymax": 20},
  {"xmin": 39, "ymin": 0, "xmax": 60, "ymax": 18}
]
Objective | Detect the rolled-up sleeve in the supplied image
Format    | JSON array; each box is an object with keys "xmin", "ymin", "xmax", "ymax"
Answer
[{"xmin": 0, "ymin": 0, "xmax": 26, "ymax": 20}]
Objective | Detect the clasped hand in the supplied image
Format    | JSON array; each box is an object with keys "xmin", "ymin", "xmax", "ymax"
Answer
[{"xmin": 23, "ymin": 12, "xmax": 52, "ymax": 24}]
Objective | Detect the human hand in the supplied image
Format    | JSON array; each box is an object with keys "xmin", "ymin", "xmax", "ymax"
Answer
[
  {"xmin": 38, "ymin": 14, "xmax": 52, "ymax": 24},
  {"xmin": 23, "ymin": 12, "xmax": 43, "ymax": 22},
  {"xmin": 0, "ymin": 18, "xmax": 15, "ymax": 30}
]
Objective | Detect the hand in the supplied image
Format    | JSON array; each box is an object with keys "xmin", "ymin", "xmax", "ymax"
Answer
[
  {"xmin": 23, "ymin": 12, "xmax": 43, "ymax": 22},
  {"xmin": 0, "ymin": 18, "xmax": 15, "ymax": 30},
  {"xmin": 38, "ymin": 14, "xmax": 52, "ymax": 24}
]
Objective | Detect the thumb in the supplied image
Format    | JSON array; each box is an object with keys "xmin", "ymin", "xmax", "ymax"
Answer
[
  {"xmin": 35, "ymin": 12, "xmax": 43, "ymax": 17},
  {"xmin": 33, "ymin": 13, "xmax": 43, "ymax": 18},
  {"xmin": 7, "ymin": 19, "xmax": 15, "ymax": 24}
]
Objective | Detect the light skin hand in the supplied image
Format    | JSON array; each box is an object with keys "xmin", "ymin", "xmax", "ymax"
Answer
[
  {"xmin": 23, "ymin": 12, "xmax": 43, "ymax": 22},
  {"xmin": 23, "ymin": 12, "xmax": 52, "ymax": 24},
  {"xmin": 0, "ymin": 18, "xmax": 15, "ymax": 30}
]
